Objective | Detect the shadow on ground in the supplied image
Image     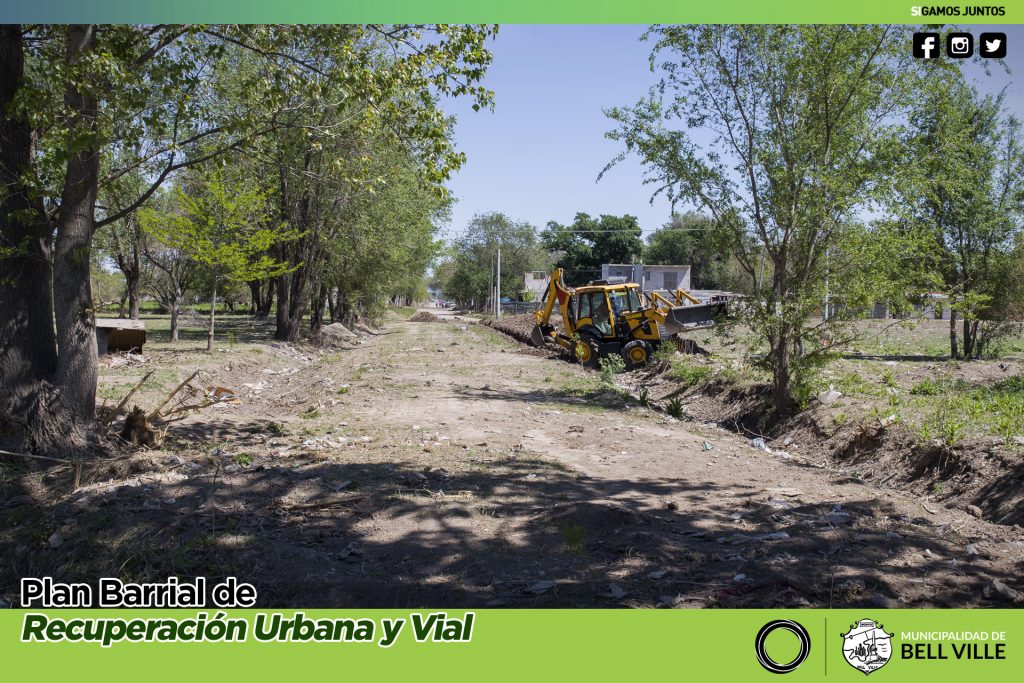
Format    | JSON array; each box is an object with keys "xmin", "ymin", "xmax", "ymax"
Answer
[{"xmin": 2, "ymin": 449, "xmax": 1016, "ymax": 609}]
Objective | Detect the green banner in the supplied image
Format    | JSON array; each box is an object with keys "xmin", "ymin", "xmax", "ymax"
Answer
[
  {"xmin": 1, "ymin": 1, "xmax": 1022, "ymax": 24},
  {"xmin": 2, "ymin": 609, "xmax": 1021, "ymax": 681}
]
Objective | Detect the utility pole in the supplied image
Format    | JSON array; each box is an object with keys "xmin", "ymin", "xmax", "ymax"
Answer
[
  {"xmin": 496, "ymin": 247, "xmax": 502, "ymax": 318},
  {"xmin": 491, "ymin": 249, "xmax": 499, "ymax": 317}
]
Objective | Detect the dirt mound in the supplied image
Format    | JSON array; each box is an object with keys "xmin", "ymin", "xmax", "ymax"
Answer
[
  {"xmin": 409, "ymin": 311, "xmax": 442, "ymax": 323},
  {"xmin": 485, "ymin": 313, "xmax": 560, "ymax": 345},
  {"xmin": 484, "ymin": 314, "xmax": 568, "ymax": 359},
  {"xmin": 318, "ymin": 322, "xmax": 356, "ymax": 339}
]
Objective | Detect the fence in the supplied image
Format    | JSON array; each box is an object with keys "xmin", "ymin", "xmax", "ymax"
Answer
[{"xmin": 499, "ymin": 301, "xmax": 542, "ymax": 315}]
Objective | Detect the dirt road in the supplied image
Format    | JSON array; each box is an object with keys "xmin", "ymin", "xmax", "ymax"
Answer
[{"xmin": 5, "ymin": 312, "xmax": 1022, "ymax": 608}]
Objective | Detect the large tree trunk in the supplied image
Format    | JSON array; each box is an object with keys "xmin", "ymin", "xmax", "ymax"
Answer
[
  {"xmin": 310, "ymin": 283, "xmax": 327, "ymax": 332},
  {"xmin": 326, "ymin": 286, "xmax": 336, "ymax": 323},
  {"xmin": 258, "ymin": 280, "xmax": 274, "ymax": 318},
  {"xmin": 51, "ymin": 25, "xmax": 101, "ymax": 438},
  {"xmin": 117, "ymin": 286, "xmax": 128, "ymax": 318},
  {"xmin": 126, "ymin": 242, "xmax": 141, "ymax": 319},
  {"xmin": 248, "ymin": 280, "xmax": 262, "ymax": 316},
  {"xmin": 772, "ymin": 330, "xmax": 794, "ymax": 419},
  {"xmin": 0, "ymin": 25, "xmax": 60, "ymax": 450},
  {"xmin": 273, "ymin": 152, "xmax": 320, "ymax": 342},
  {"xmin": 962, "ymin": 318, "xmax": 978, "ymax": 359}
]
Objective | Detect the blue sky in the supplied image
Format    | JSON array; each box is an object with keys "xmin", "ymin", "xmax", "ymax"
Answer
[{"xmin": 439, "ymin": 24, "xmax": 1024, "ymax": 242}]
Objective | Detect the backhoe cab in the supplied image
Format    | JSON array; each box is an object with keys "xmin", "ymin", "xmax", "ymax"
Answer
[{"xmin": 530, "ymin": 268, "xmax": 725, "ymax": 369}]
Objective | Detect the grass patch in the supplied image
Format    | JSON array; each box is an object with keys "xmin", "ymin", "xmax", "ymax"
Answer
[
  {"xmin": 668, "ymin": 356, "xmax": 712, "ymax": 387},
  {"xmin": 911, "ymin": 375, "xmax": 1024, "ymax": 445}
]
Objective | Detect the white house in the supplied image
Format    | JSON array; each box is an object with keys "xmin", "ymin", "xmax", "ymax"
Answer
[{"xmin": 600, "ymin": 264, "xmax": 692, "ymax": 292}]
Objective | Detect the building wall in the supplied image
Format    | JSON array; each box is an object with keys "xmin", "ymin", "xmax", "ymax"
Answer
[
  {"xmin": 522, "ymin": 271, "xmax": 549, "ymax": 301},
  {"xmin": 601, "ymin": 264, "xmax": 691, "ymax": 291}
]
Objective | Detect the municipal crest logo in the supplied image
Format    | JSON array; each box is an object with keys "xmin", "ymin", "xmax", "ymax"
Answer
[{"xmin": 841, "ymin": 619, "xmax": 893, "ymax": 675}]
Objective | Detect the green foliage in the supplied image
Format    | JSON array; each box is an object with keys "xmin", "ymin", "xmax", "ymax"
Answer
[
  {"xmin": 557, "ymin": 522, "xmax": 586, "ymax": 555},
  {"xmin": 644, "ymin": 212, "xmax": 731, "ymax": 289},
  {"xmin": 893, "ymin": 76, "xmax": 1024, "ymax": 358},
  {"xmin": 665, "ymin": 397, "xmax": 685, "ymax": 419},
  {"xmin": 598, "ymin": 355, "xmax": 626, "ymax": 385},
  {"xmin": 669, "ymin": 356, "xmax": 711, "ymax": 387},
  {"xmin": 298, "ymin": 406, "xmax": 320, "ymax": 420},
  {"xmin": 140, "ymin": 169, "xmax": 293, "ymax": 285},
  {"xmin": 445, "ymin": 212, "xmax": 548, "ymax": 307},
  {"xmin": 541, "ymin": 213, "xmax": 644, "ymax": 285},
  {"xmin": 605, "ymin": 25, "xmax": 936, "ymax": 416},
  {"xmin": 913, "ymin": 375, "xmax": 1024, "ymax": 445},
  {"xmin": 910, "ymin": 378, "xmax": 940, "ymax": 396}
]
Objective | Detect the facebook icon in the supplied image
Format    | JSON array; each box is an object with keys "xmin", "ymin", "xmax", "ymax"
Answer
[{"xmin": 913, "ymin": 32, "xmax": 940, "ymax": 59}]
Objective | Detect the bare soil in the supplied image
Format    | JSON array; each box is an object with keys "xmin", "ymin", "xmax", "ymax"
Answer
[{"xmin": 2, "ymin": 310, "xmax": 1022, "ymax": 608}]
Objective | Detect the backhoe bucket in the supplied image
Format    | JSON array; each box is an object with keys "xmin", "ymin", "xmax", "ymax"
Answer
[
  {"xmin": 530, "ymin": 324, "xmax": 548, "ymax": 347},
  {"xmin": 661, "ymin": 302, "xmax": 726, "ymax": 334}
]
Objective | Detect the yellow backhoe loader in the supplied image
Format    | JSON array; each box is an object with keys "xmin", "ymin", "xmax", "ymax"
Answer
[{"xmin": 529, "ymin": 268, "xmax": 727, "ymax": 369}]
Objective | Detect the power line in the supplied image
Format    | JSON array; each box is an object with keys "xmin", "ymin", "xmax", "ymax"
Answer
[{"xmin": 439, "ymin": 227, "xmax": 713, "ymax": 239}]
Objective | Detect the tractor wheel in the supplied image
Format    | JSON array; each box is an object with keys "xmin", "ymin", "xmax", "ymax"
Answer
[
  {"xmin": 622, "ymin": 340, "xmax": 654, "ymax": 370},
  {"xmin": 575, "ymin": 336, "xmax": 601, "ymax": 369}
]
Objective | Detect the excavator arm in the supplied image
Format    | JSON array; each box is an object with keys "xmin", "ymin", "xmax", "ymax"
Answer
[{"xmin": 531, "ymin": 268, "xmax": 576, "ymax": 348}]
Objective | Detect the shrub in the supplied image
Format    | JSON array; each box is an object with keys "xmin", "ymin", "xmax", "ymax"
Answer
[
  {"xmin": 910, "ymin": 378, "xmax": 940, "ymax": 396},
  {"xmin": 599, "ymin": 355, "xmax": 626, "ymax": 385},
  {"xmin": 665, "ymin": 396, "xmax": 684, "ymax": 419}
]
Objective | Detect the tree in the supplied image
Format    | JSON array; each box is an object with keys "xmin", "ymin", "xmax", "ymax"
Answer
[
  {"xmin": 446, "ymin": 212, "xmax": 546, "ymax": 308},
  {"xmin": 140, "ymin": 169, "xmax": 292, "ymax": 351},
  {"xmin": 95, "ymin": 160, "xmax": 154, "ymax": 319},
  {"xmin": 895, "ymin": 80, "xmax": 1024, "ymax": 358},
  {"xmin": 0, "ymin": 23, "xmax": 495, "ymax": 455},
  {"xmin": 144, "ymin": 243, "xmax": 197, "ymax": 343},
  {"xmin": 644, "ymin": 212, "xmax": 731, "ymax": 289},
  {"xmin": 605, "ymin": 25, "xmax": 928, "ymax": 417},
  {"xmin": 541, "ymin": 213, "xmax": 644, "ymax": 285},
  {"xmin": 320, "ymin": 142, "xmax": 452, "ymax": 325}
]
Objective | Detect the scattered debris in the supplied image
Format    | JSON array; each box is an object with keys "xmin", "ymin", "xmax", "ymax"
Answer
[
  {"xmin": 820, "ymin": 506, "xmax": 854, "ymax": 526},
  {"xmin": 47, "ymin": 532, "xmax": 63, "ymax": 549},
  {"xmin": 817, "ymin": 389, "xmax": 843, "ymax": 405},
  {"xmin": 718, "ymin": 531, "xmax": 790, "ymax": 544}
]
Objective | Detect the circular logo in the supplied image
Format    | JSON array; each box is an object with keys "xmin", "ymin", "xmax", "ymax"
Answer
[{"xmin": 755, "ymin": 620, "xmax": 811, "ymax": 674}]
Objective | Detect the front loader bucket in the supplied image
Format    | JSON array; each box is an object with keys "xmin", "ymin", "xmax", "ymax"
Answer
[
  {"xmin": 662, "ymin": 302, "xmax": 726, "ymax": 334},
  {"xmin": 530, "ymin": 324, "xmax": 548, "ymax": 347}
]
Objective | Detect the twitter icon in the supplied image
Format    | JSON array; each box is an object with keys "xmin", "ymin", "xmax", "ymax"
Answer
[{"xmin": 980, "ymin": 32, "xmax": 1007, "ymax": 58}]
